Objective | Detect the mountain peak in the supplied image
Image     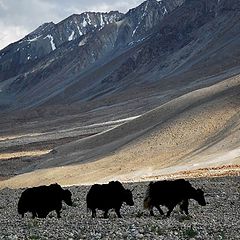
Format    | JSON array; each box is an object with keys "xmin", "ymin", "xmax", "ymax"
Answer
[
  {"xmin": 0, "ymin": 0, "xmax": 239, "ymax": 114},
  {"xmin": 125, "ymin": 0, "xmax": 176, "ymax": 39},
  {"xmin": 127, "ymin": 0, "xmax": 160, "ymax": 13}
]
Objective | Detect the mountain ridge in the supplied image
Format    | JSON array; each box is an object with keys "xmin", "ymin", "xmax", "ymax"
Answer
[
  {"xmin": 0, "ymin": 0, "xmax": 240, "ymax": 116},
  {"xmin": 0, "ymin": 0, "xmax": 240, "ymax": 188}
]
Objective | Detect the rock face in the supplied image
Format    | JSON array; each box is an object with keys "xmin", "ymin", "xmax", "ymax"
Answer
[
  {"xmin": 0, "ymin": 11, "xmax": 123, "ymax": 82},
  {"xmin": 0, "ymin": 0, "xmax": 239, "ymax": 112},
  {"xmin": 119, "ymin": 0, "xmax": 184, "ymax": 42}
]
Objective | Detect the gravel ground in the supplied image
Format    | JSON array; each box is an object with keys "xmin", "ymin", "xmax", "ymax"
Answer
[{"xmin": 0, "ymin": 176, "xmax": 239, "ymax": 240}]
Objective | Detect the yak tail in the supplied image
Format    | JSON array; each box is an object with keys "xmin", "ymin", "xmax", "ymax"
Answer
[{"xmin": 143, "ymin": 184, "xmax": 152, "ymax": 209}]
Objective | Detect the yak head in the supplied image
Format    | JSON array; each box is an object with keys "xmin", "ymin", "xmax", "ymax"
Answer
[
  {"xmin": 63, "ymin": 189, "xmax": 73, "ymax": 206},
  {"xmin": 123, "ymin": 189, "xmax": 134, "ymax": 206},
  {"xmin": 195, "ymin": 188, "xmax": 206, "ymax": 206}
]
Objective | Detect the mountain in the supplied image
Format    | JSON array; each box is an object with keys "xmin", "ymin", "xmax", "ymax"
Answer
[
  {"xmin": 0, "ymin": 11, "xmax": 123, "ymax": 81},
  {"xmin": 0, "ymin": 0, "xmax": 239, "ymax": 118},
  {"xmin": 2, "ymin": 74, "xmax": 240, "ymax": 187},
  {"xmin": 0, "ymin": 0, "xmax": 186, "ymax": 111},
  {"xmin": 0, "ymin": 0, "xmax": 240, "ymax": 188}
]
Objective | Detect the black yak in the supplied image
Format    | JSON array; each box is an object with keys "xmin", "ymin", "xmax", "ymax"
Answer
[
  {"xmin": 86, "ymin": 181, "xmax": 134, "ymax": 218},
  {"xmin": 144, "ymin": 179, "xmax": 206, "ymax": 217},
  {"xmin": 18, "ymin": 183, "xmax": 73, "ymax": 218}
]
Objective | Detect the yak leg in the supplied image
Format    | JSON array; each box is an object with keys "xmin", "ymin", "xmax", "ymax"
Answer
[
  {"xmin": 91, "ymin": 209, "xmax": 96, "ymax": 218},
  {"xmin": 55, "ymin": 202, "xmax": 62, "ymax": 218},
  {"xmin": 32, "ymin": 211, "xmax": 37, "ymax": 219},
  {"xmin": 166, "ymin": 205, "xmax": 174, "ymax": 217},
  {"xmin": 156, "ymin": 205, "xmax": 164, "ymax": 215},
  {"xmin": 56, "ymin": 210, "xmax": 61, "ymax": 218},
  {"xmin": 150, "ymin": 206, "xmax": 154, "ymax": 216},
  {"xmin": 180, "ymin": 200, "xmax": 189, "ymax": 215},
  {"xmin": 56, "ymin": 209, "xmax": 61, "ymax": 218},
  {"xmin": 103, "ymin": 210, "xmax": 109, "ymax": 218},
  {"xmin": 115, "ymin": 208, "xmax": 122, "ymax": 218}
]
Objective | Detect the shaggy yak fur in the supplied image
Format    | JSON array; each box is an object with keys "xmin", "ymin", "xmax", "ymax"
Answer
[
  {"xmin": 86, "ymin": 181, "xmax": 134, "ymax": 218},
  {"xmin": 144, "ymin": 179, "xmax": 206, "ymax": 217},
  {"xmin": 18, "ymin": 183, "xmax": 72, "ymax": 218}
]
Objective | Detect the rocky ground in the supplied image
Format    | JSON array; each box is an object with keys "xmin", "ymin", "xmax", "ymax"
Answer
[{"xmin": 0, "ymin": 176, "xmax": 239, "ymax": 240}]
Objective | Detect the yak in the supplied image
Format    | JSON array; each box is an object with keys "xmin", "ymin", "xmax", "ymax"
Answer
[
  {"xmin": 18, "ymin": 183, "xmax": 73, "ymax": 218},
  {"xmin": 86, "ymin": 181, "xmax": 134, "ymax": 218},
  {"xmin": 144, "ymin": 179, "xmax": 206, "ymax": 217}
]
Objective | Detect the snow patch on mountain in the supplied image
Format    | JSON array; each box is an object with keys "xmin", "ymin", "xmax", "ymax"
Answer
[
  {"xmin": 27, "ymin": 35, "xmax": 42, "ymax": 43},
  {"xmin": 132, "ymin": 0, "xmax": 150, "ymax": 37},
  {"xmin": 100, "ymin": 14, "xmax": 105, "ymax": 27},
  {"xmin": 73, "ymin": 19, "xmax": 83, "ymax": 36},
  {"xmin": 87, "ymin": 14, "xmax": 92, "ymax": 25},
  {"xmin": 162, "ymin": 6, "xmax": 168, "ymax": 15},
  {"xmin": 44, "ymin": 35, "xmax": 56, "ymax": 51},
  {"xmin": 79, "ymin": 37, "xmax": 88, "ymax": 47},
  {"xmin": 68, "ymin": 31, "xmax": 75, "ymax": 41},
  {"xmin": 82, "ymin": 17, "xmax": 88, "ymax": 27}
]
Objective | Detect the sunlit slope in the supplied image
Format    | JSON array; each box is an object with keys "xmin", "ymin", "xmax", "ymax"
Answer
[
  {"xmin": 36, "ymin": 74, "xmax": 240, "ymax": 167},
  {"xmin": 1, "ymin": 75, "xmax": 240, "ymax": 188}
]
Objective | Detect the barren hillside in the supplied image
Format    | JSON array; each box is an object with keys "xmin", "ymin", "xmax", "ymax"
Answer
[
  {"xmin": 1, "ymin": 73, "xmax": 239, "ymax": 188},
  {"xmin": 0, "ymin": 0, "xmax": 240, "ymax": 189}
]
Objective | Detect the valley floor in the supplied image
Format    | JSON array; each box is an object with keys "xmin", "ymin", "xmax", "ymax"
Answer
[{"xmin": 0, "ymin": 176, "xmax": 239, "ymax": 239}]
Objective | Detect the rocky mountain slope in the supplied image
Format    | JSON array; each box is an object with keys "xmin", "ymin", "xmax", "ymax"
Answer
[
  {"xmin": 1, "ymin": 73, "xmax": 239, "ymax": 188},
  {"xmin": 0, "ymin": 0, "xmax": 239, "ymax": 116},
  {"xmin": 0, "ymin": 11, "xmax": 123, "ymax": 81},
  {"xmin": 0, "ymin": 0, "xmax": 240, "ymax": 188},
  {"xmin": 0, "ymin": 0, "xmax": 186, "ymax": 111}
]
